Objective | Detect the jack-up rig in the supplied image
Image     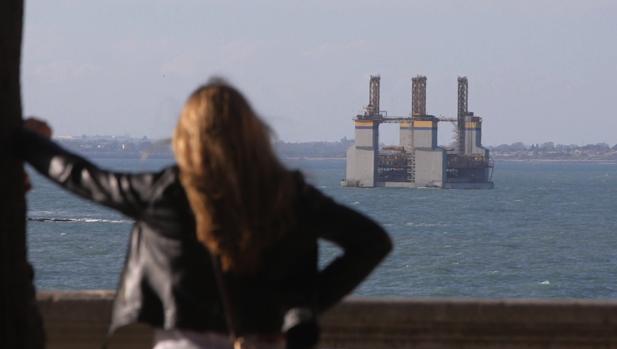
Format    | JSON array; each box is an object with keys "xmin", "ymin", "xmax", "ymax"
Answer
[{"xmin": 342, "ymin": 75, "xmax": 494, "ymax": 189}]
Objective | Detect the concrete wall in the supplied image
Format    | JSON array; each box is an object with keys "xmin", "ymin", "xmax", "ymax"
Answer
[
  {"xmin": 412, "ymin": 129, "xmax": 437, "ymax": 149},
  {"xmin": 464, "ymin": 129, "xmax": 489, "ymax": 157},
  {"xmin": 412, "ymin": 118, "xmax": 438, "ymax": 149},
  {"xmin": 399, "ymin": 121, "xmax": 413, "ymax": 151},
  {"xmin": 464, "ymin": 117, "xmax": 489, "ymax": 157},
  {"xmin": 413, "ymin": 148, "xmax": 446, "ymax": 187},
  {"xmin": 38, "ymin": 291, "xmax": 151, "ymax": 349},
  {"xmin": 345, "ymin": 122, "xmax": 378, "ymax": 187},
  {"xmin": 354, "ymin": 124, "xmax": 379, "ymax": 148},
  {"xmin": 37, "ymin": 291, "xmax": 617, "ymax": 349},
  {"xmin": 345, "ymin": 146, "xmax": 375, "ymax": 187}
]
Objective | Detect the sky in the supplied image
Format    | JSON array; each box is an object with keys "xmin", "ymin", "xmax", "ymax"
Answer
[{"xmin": 21, "ymin": 0, "xmax": 617, "ymax": 146}]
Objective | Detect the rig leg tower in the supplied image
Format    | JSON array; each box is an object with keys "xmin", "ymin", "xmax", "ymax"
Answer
[
  {"xmin": 445, "ymin": 76, "xmax": 493, "ymax": 188},
  {"xmin": 410, "ymin": 76, "xmax": 445, "ymax": 187},
  {"xmin": 344, "ymin": 76, "xmax": 381, "ymax": 187}
]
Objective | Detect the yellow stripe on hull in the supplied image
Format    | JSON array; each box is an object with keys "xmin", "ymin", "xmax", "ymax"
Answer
[
  {"xmin": 354, "ymin": 120, "xmax": 375, "ymax": 127},
  {"xmin": 465, "ymin": 121, "xmax": 481, "ymax": 129},
  {"xmin": 413, "ymin": 120, "xmax": 435, "ymax": 128}
]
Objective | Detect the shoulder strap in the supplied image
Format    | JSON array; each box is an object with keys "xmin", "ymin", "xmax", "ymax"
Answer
[{"xmin": 210, "ymin": 254, "xmax": 240, "ymax": 344}]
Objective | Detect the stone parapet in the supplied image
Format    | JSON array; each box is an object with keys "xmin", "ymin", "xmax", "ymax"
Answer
[
  {"xmin": 38, "ymin": 290, "xmax": 150, "ymax": 349},
  {"xmin": 38, "ymin": 291, "xmax": 617, "ymax": 349}
]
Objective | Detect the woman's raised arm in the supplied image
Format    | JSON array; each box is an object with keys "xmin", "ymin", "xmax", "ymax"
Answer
[{"xmin": 16, "ymin": 127, "xmax": 162, "ymax": 219}]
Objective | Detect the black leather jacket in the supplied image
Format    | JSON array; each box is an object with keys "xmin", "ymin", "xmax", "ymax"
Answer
[{"xmin": 18, "ymin": 130, "xmax": 392, "ymax": 335}]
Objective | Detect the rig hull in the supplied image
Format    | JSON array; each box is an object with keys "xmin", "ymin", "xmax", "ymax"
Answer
[{"xmin": 343, "ymin": 75, "xmax": 494, "ymax": 189}]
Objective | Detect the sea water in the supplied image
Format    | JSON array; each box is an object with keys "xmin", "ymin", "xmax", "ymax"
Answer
[{"xmin": 26, "ymin": 159, "xmax": 617, "ymax": 299}]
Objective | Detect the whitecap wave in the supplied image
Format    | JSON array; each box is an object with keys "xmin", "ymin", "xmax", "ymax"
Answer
[
  {"xmin": 404, "ymin": 222, "xmax": 449, "ymax": 227},
  {"xmin": 28, "ymin": 217, "xmax": 130, "ymax": 224}
]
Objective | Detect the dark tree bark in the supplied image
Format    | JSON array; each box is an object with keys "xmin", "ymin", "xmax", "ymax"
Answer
[{"xmin": 0, "ymin": 0, "xmax": 45, "ymax": 348}]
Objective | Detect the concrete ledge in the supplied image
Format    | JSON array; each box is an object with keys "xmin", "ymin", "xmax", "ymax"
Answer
[
  {"xmin": 321, "ymin": 298, "xmax": 617, "ymax": 348},
  {"xmin": 38, "ymin": 290, "xmax": 151, "ymax": 349},
  {"xmin": 38, "ymin": 292, "xmax": 617, "ymax": 348}
]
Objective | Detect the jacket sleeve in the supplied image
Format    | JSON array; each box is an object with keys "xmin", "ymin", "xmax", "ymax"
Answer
[
  {"xmin": 303, "ymin": 185, "xmax": 392, "ymax": 312},
  {"xmin": 16, "ymin": 128, "xmax": 159, "ymax": 218}
]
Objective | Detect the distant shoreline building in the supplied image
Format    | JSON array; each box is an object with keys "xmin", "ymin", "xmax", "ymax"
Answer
[{"xmin": 342, "ymin": 75, "xmax": 494, "ymax": 189}]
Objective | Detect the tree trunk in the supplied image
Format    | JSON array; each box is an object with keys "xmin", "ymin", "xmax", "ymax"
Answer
[{"xmin": 0, "ymin": 0, "xmax": 45, "ymax": 348}]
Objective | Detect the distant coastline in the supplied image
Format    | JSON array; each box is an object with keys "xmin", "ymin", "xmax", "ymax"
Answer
[
  {"xmin": 282, "ymin": 156, "xmax": 345, "ymax": 161},
  {"xmin": 56, "ymin": 136, "xmax": 617, "ymax": 162},
  {"xmin": 495, "ymin": 158, "xmax": 616, "ymax": 164},
  {"xmin": 496, "ymin": 158, "xmax": 616, "ymax": 162}
]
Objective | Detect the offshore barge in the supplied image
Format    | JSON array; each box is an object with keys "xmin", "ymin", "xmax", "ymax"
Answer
[{"xmin": 342, "ymin": 75, "xmax": 494, "ymax": 189}]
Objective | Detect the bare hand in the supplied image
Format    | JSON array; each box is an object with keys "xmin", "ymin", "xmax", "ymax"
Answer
[{"xmin": 24, "ymin": 117, "xmax": 52, "ymax": 138}]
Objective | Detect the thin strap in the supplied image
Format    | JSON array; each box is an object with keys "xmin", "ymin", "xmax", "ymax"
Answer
[{"xmin": 210, "ymin": 254, "xmax": 240, "ymax": 343}]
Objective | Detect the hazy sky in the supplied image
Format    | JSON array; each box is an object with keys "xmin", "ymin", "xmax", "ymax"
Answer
[{"xmin": 22, "ymin": 0, "xmax": 617, "ymax": 145}]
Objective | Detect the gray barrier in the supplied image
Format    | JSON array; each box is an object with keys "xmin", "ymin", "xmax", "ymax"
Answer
[{"xmin": 38, "ymin": 291, "xmax": 617, "ymax": 349}]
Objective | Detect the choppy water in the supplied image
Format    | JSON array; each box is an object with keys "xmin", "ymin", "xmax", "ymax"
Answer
[{"xmin": 27, "ymin": 159, "xmax": 617, "ymax": 299}]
